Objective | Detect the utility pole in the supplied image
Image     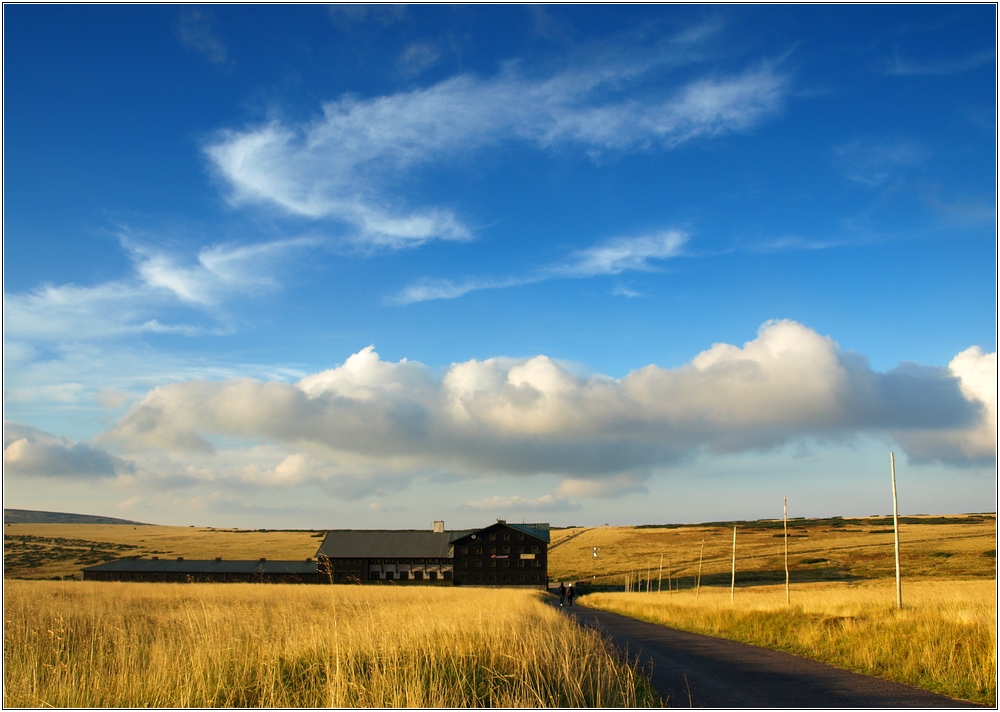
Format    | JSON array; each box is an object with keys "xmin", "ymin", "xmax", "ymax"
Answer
[
  {"xmin": 784, "ymin": 496, "xmax": 789, "ymax": 605},
  {"xmin": 730, "ymin": 525, "xmax": 737, "ymax": 603},
  {"xmin": 696, "ymin": 541, "xmax": 704, "ymax": 599},
  {"xmin": 891, "ymin": 452, "xmax": 902, "ymax": 610}
]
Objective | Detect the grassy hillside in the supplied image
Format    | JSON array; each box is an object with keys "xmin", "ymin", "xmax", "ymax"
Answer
[
  {"xmin": 3, "ymin": 508, "xmax": 146, "ymax": 525},
  {"xmin": 4, "ymin": 525, "xmax": 322, "ymax": 580},
  {"xmin": 548, "ymin": 514, "xmax": 996, "ymax": 586},
  {"xmin": 4, "ymin": 582, "xmax": 657, "ymax": 708},
  {"xmin": 580, "ymin": 579, "xmax": 996, "ymax": 706}
]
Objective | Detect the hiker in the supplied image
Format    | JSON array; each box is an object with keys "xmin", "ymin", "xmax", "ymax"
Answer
[
  {"xmin": 567, "ymin": 583, "xmax": 575, "ymax": 606},
  {"xmin": 557, "ymin": 582, "xmax": 566, "ymax": 606}
]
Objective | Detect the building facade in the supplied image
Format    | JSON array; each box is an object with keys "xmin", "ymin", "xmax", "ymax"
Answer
[{"xmin": 81, "ymin": 557, "xmax": 322, "ymax": 583}]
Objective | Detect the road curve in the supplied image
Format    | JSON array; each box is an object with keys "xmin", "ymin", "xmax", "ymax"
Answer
[{"xmin": 561, "ymin": 603, "xmax": 980, "ymax": 708}]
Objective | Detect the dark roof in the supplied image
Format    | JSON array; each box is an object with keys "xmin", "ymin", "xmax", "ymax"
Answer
[
  {"xmin": 450, "ymin": 521, "xmax": 551, "ymax": 545},
  {"xmin": 508, "ymin": 523, "xmax": 550, "ymax": 542},
  {"xmin": 82, "ymin": 558, "xmax": 318, "ymax": 575},
  {"xmin": 317, "ymin": 530, "xmax": 458, "ymax": 559}
]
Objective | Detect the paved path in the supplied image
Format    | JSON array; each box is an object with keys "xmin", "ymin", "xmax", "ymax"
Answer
[{"xmin": 561, "ymin": 603, "xmax": 979, "ymax": 708}]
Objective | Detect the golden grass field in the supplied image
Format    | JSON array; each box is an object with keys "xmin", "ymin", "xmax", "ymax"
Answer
[
  {"xmin": 3, "ymin": 581, "xmax": 656, "ymax": 708},
  {"xmin": 3, "ymin": 514, "xmax": 995, "ymax": 707},
  {"xmin": 579, "ymin": 579, "xmax": 996, "ymax": 706}
]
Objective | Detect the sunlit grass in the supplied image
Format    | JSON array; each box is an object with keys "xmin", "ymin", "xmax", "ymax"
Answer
[
  {"xmin": 580, "ymin": 578, "xmax": 996, "ymax": 706},
  {"xmin": 4, "ymin": 581, "xmax": 658, "ymax": 708}
]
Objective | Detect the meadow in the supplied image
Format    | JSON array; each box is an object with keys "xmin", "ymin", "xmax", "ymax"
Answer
[
  {"xmin": 579, "ymin": 579, "xmax": 996, "ymax": 706},
  {"xmin": 3, "ymin": 581, "xmax": 657, "ymax": 708}
]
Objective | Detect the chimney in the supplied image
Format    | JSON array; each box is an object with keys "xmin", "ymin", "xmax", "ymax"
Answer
[{"xmin": 433, "ymin": 520, "xmax": 444, "ymax": 533}]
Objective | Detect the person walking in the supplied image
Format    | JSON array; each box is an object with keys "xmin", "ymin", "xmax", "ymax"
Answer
[
  {"xmin": 567, "ymin": 583, "xmax": 575, "ymax": 607},
  {"xmin": 557, "ymin": 582, "xmax": 566, "ymax": 606}
]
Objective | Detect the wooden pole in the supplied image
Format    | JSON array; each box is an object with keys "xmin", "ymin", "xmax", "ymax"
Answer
[
  {"xmin": 784, "ymin": 496, "xmax": 789, "ymax": 605},
  {"xmin": 696, "ymin": 541, "xmax": 704, "ymax": 599},
  {"xmin": 647, "ymin": 563, "xmax": 652, "ymax": 594},
  {"xmin": 730, "ymin": 525, "xmax": 737, "ymax": 603},
  {"xmin": 891, "ymin": 452, "xmax": 902, "ymax": 610},
  {"xmin": 658, "ymin": 554, "xmax": 663, "ymax": 594},
  {"xmin": 667, "ymin": 554, "xmax": 672, "ymax": 594}
]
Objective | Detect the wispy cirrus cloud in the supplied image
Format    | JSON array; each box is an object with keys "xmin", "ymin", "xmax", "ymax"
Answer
[
  {"xmin": 173, "ymin": 8, "xmax": 229, "ymax": 66},
  {"xmin": 467, "ymin": 494, "xmax": 581, "ymax": 512},
  {"xmin": 205, "ymin": 40, "xmax": 788, "ymax": 249},
  {"xmin": 388, "ymin": 230, "xmax": 687, "ymax": 305},
  {"xmin": 3, "ymin": 235, "xmax": 318, "ymax": 341},
  {"xmin": 884, "ymin": 49, "xmax": 993, "ymax": 76}
]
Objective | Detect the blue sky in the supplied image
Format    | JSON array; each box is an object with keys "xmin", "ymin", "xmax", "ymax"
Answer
[{"xmin": 3, "ymin": 5, "xmax": 996, "ymax": 529}]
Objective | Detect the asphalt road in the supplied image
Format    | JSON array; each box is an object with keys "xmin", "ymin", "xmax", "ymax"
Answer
[{"xmin": 560, "ymin": 603, "xmax": 980, "ymax": 708}]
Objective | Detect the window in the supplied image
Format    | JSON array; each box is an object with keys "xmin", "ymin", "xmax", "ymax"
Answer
[
  {"xmin": 530, "ymin": 574, "xmax": 539, "ymax": 582},
  {"xmin": 503, "ymin": 533, "xmax": 510, "ymax": 541},
  {"xmin": 531, "ymin": 546, "xmax": 538, "ymax": 553},
  {"xmin": 489, "ymin": 534, "xmax": 496, "ymax": 541},
  {"xmin": 461, "ymin": 546, "xmax": 468, "ymax": 554},
  {"xmin": 503, "ymin": 560, "xmax": 510, "ymax": 568},
  {"xmin": 488, "ymin": 573, "xmax": 497, "ymax": 582},
  {"xmin": 517, "ymin": 547, "xmax": 524, "ymax": 553},
  {"xmin": 460, "ymin": 573, "xmax": 469, "ymax": 582},
  {"xmin": 474, "ymin": 573, "xmax": 483, "ymax": 582},
  {"xmin": 503, "ymin": 547, "xmax": 510, "ymax": 553},
  {"xmin": 460, "ymin": 559, "xmax": 468, "ymax": 567},
  {"xmin": 490, "ymin": 560, "xmax": 496, "ymax": 568},
  {"xmin": 501, "ymin": 573, "xmax": 511, "ymax": 582},
  {"xmin": 517, "ymin": 560, "xmax": 524, "ymax": 568},
  {"xmin": 517, "ymin": 534, "xmax": 524, "ymax": 541},
  {"xmin": 516, "ymin": 573, "xmax": 525, "ymax": 582},
  {"xmin": 474, "ymin": 559, "xmax": 482, "ymax": 567},
  {"xmin": 490, "ymin": 547, "xmax": 496, "ymax": 554},
  {"xmin": 475, "ymin": 547, "xmax": 482, "ymax": 555}
]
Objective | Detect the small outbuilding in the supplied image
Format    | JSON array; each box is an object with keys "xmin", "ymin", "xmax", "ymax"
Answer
[{"xmin": 82, "ymin": 557, "xmax": 322, "ymax": 583}]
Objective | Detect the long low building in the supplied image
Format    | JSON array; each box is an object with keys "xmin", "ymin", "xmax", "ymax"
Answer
[
  {"xmin": 317, "ymin": 519, "xmax": 549, "ymax": 588},
  {"xmin": 81, "ymin": 519, "xmax": 550, "ymax": 587},
  {"xmin": 82, "ymin": 557, "xmax": 322, "ymax": 583}
]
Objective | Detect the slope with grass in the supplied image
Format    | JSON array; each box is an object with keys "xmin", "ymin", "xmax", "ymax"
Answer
[
  {"xmin": 578, "ymin": 579, "xmax": 996, "ymax": 706},
  {"xmin": 4, "ymin": 581, "xmax": 657, "ymax": 708}
]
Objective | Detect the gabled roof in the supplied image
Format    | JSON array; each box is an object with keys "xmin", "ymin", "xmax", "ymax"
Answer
[
  {"xmin": 450, "ymin": 521, "xmax": 550, "ymax": 544},
  {"xmin": 82, "ymin": 558, "xmax": 318, "ymax": 575},
  {"xmin": 317, "ymin": 530, "xmax": 457, "ymax": 559}
]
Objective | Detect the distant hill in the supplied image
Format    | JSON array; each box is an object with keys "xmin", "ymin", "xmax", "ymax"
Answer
[{"xmin": 3, "ymin": 509, "xmax": 148, "ymax": 525}]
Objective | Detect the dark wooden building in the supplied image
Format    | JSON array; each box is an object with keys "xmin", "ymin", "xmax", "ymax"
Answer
[
  {"xmin": 316, "ymin": 519, "xmax": 549, "ymax": 588},
  {"xmin": 81, "ymin": 557, "xmax": 322, "ymax": 583}
]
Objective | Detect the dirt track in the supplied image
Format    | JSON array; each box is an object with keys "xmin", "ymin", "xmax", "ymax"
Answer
[{"xmin": 561, "ymin": 604, "xmax": 980, "ymax": 708}]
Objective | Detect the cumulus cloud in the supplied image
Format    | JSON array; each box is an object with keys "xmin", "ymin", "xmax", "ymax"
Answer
[
  {"xmin": 389, "ymin": 230, "xmax": 687, "ymax": 305},
  {"xmin": 3, "ymin": 422, "xmax": 135, "ymax": 479},
  {"xmin": 467, "ymin": 494, "xmax": 581, "ymax": 512},
  {"xmin": 204, "ymin": 46, "xmax": 786, "ymax": 248},
  {"xmin": 103, "ymin": 321, "xmax": 995, "ymax": 497}
]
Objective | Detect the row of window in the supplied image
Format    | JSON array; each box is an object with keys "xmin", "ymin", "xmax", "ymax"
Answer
[
  {"xmin": 458, "ymin": 559, "xmax": 541, "ymax": 568},
  {"xmin": 460, "ymin": 546, "xmax": 540, "ymax": 555},
  {"xmin": 369, "ymin": 570, "xmax": 453, "ymax": 580},
  {"xmin": 458, "ymin": 572, "xmax": 540, "ymax": 583},
  {"xmin": 367, "ymin": 558, "xmax": 446, "ymax": 564}
]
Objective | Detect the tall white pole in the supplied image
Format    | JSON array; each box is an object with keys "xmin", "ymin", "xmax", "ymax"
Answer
[
  {"xmin": 891, "ymin": 452, "xmax": 902, "ymax": 610},
  {"xmin": 696, "ymin": 542, "xmax": 704, "ymax": 600},
  {"xmin": 647, "ymin": 563, "xmax": 652, "ymax": 594},
  {"xmin": 730, "ymin": 525, "xmax": 737, "ymax": 603},
  {"xmin": 784, "ymin": 496, "xmax": 789, "ymax": 605}
]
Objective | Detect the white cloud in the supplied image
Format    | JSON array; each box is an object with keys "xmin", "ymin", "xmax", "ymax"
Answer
[
  {"xmin": 398, "ymin": 41, "xmax": 442, "ymax": 77},
  {"xmin": 389, "ymin": 230, "xmax": 687, "ymax": 305},
  {"xmin": 3, "ymin": 422, "xmax": 135, "ymax": 479},
  {"xmin": 205, "ymin": 50, "xmax": 786, "ymax": 247},
  {"xmin": 467, "ymin": 494, "xmax": 581, "ymax": 512},
  {"xmin": 102, "ymin": 321, "xmax": 995, "ymax": 498},
  {"xmin": 173, "ymin": 8, "xmax": 228, "ymax": 65},
  {"xmin": 885, "ymin": 49, "xmax": 993, "ymax": 77},
  {"xmin": 833, "ymin": 139, "xmax": 929, "ymax": 187},
  {"xmin": 3, "ymin": 236, "xmax": 317, "ymax": 341}
]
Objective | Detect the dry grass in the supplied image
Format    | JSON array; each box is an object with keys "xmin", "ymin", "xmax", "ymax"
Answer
[
  {"xmin": 3, "ymin": 581, "xmax": 658, "ymax": 708},
  {"xmin": 549, "ymin": 514, "xmax": 996, "ymax": 585},
  {"xmin": 3, "ymin": 524, "xmax": 321, "ymax": 579},
  {"xmin": 580, "ymin": 579, "xmax": 996, "ymax": 706}
]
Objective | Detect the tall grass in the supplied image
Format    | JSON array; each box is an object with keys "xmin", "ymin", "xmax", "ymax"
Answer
[
  {"xmin": 580, "ymin": 579, "xmax": 996, "ymax": 706},
  {"xmin": 4, "ymin": 581, "xmax": 657, "ymax": 708}
]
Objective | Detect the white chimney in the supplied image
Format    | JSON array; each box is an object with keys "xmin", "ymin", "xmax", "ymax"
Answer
[{"xmin": 433, "ymin": 520, "xmax": 444, "ymax": 533}]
